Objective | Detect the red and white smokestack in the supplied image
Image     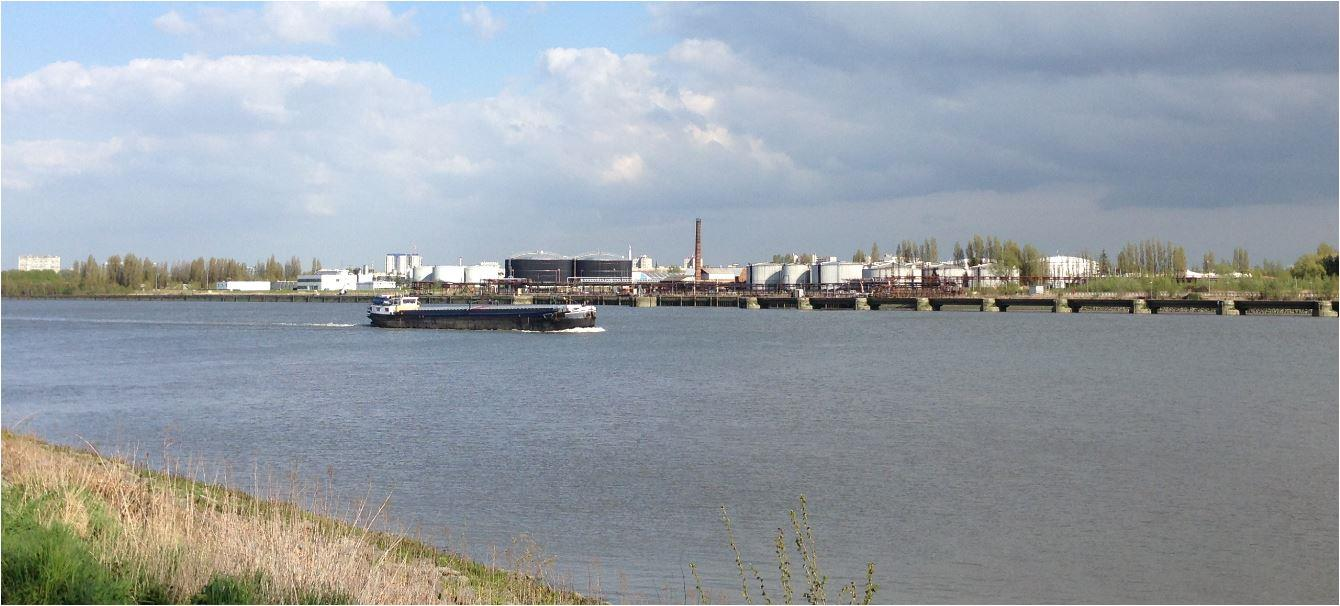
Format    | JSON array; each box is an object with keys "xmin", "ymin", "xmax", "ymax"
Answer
[{"xmin": 694, "ymin": 218, "xmax": 703, "ymax": 280}]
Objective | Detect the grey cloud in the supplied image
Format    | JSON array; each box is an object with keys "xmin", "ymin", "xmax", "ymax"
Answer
[
  {"xmin": 654, "ymin": 3, "xmax": 1337, "ymax": 77},
  {"xmin": 648, "ymin": 3, "xmax": 1337, "ymax": 214}
]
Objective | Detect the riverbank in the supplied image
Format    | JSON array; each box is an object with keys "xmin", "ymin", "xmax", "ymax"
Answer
[{"xmin": 0, "ymin": 431, "xmax": 597, "ymax": 604}]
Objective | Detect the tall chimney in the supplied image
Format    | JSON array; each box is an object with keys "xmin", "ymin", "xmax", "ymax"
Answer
[{"xmin": 694, "ymin": 218, "xmax": 703, "ymax": 280}]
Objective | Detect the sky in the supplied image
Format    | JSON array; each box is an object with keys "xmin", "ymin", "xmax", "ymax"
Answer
[{"xmin": 2, "ymin": 2, "xmax": 1337, "ymax": 269}]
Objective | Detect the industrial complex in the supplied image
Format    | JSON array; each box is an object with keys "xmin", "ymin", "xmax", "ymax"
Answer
[{"xmin": 35, "ymin": 218, "xmax": 1105, "ymax": 294}]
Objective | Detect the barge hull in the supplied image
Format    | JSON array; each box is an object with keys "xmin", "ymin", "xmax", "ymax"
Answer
[{"xmin": 368, "ymin": 310, "xmax": 595, "ymax": 331}]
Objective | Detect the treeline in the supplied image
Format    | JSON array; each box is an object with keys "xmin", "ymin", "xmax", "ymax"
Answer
[
  {"xmin": 2, "ymin": 253, "xmax": 326, "ymax": 296},
  {"xmin": 841, "ymin": 235, "xmax": 1339, "ymax": 282},
  {"xmin": 71, "ymin": 254, "xmax": 324, "ymax": 289},
  {"xmin": 848, "ymin": 235, "xmax": 1052, "ymax": 277}
]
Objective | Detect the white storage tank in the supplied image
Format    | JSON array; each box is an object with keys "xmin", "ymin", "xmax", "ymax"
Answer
[
  {"xmin": 819, "ymin": 261, "xmax": 843, "ymax": 285},
  {"xmin": 863, "ymin": 262, "xmax": 914, "ymax": 280},
  {"xmin": 464, "ymin": 263, "xmax": 502, "ymax": 284},
  {"xmin": 837, "ymin": 262, "xmax": 864, "ymax": 282},
  {"xmin": 780, "ymin": 263, "xmax": 809, "ymax": 286},
  {"xmin": 411, "ymin": 265, "xmax": 434, "ymax": 282},
  {"xmin": 748, "ymin": 262, "xmax": 783, "ymax": 287},
  {"xmin": 432, "ymin": 265, "xmax": 466, "ymax": 284}
]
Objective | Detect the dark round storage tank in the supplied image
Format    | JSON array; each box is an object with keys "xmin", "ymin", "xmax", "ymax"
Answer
[
  {"xmin": 505, "ymin": 251, "xmax": 573, "ymax": 284},
  {"xmin": 574, "ymin": 253, "xmax": 633, "ymax": 282}
]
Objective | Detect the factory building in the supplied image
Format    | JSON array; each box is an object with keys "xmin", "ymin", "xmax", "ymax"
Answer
[
  {"xmin": 702, "ymin": 266, "xmax": 745, "ymax": 282},
  {"xmin": 214, "ymin": 280, "xmax": 271, "ymax": 291},
  {"xmin": 384, "ymin": 253, "xmax": 422, "ymax": 277},
  {"xmin": 294, "ymin": 269, "xmax": 357, "ymax": 291},
  {"xmin": 18, "ymin": 255, "xmax": 60, "ymax": 271},
  {"xmin": 357, "ymin": 277, "xmax": 397, "ymax": 290}
]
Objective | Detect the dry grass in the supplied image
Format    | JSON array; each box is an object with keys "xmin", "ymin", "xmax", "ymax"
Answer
[{"xmin": 1, "ymin": 430, "xmax": 598, "ymax": 604}]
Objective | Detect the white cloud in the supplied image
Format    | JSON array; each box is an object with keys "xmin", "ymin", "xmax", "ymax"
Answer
[
  {"xmin": 152, "ymin": 2, "xmax": 415, "ymax": 45},
  {"xmin": 2, "ymin": 138, "xmax": 142, "ymax": 190},
  {"xmin": 687, "ymin": 124, "xmax": 732, "ymax": 147},
  {"xmin": 460, "ymin": 5, "xmax": 505, "ymax": 40},
  {"xmin": 679, "ymin": 90, "xmax": 716, "ymax": 115},
  {"xmin": 153, "ymin": 11, "xmax": 199, "ymax": 36},
  {"xmin": 601, "ymin": 154, "xmax": 645, "ymax": 183}
]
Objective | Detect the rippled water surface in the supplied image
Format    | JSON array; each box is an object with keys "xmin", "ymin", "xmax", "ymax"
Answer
[{"xmin": 3, "ymin": 300, "xmax": 1336, "ymax": 603}]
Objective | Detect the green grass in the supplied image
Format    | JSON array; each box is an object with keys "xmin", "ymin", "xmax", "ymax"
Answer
[
  {"xmin": 3, "ymin": 431, "xmax": 599, "ymax": 604},
  {"xmin": 1, "ymin": 484, "xmax": 132, "ymax": 604}
]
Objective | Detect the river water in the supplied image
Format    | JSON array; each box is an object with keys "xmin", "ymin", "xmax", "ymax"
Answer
[{"xmin": 2, "ymin": 299, "xmax": 1335, "ymax": 603}]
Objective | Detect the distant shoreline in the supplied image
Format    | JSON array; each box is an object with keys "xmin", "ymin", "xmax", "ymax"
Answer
[{"xmin": 2, "ymin": 292, "xmax": 1336, "ymax": 316}]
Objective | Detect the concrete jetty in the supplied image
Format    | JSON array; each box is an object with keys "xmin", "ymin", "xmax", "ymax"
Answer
[{"xmin": 15, "ymin": 292, "xmax": 1339, "ymax": 317}]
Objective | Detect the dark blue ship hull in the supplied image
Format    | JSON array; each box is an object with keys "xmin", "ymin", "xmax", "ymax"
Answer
[{"xmin": 368, "ymin": 305, "xmax": 596, "ymax": 331}]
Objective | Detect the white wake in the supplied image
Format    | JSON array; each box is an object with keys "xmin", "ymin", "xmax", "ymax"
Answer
[{"xmin": 517, "ymin": 326, "xmax": 607, "ymax": 334}]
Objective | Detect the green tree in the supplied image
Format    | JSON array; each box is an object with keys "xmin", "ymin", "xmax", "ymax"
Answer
[
  {"xmin": 105, "ymin": 255, "xmax": 123, "ymax": 287},
  {"xmin": 852, "ymin": 249, "xmax": 867, "ymax": 263},
  {"xmin": 264, "ymin": 256, "xmax": 283, "ymax": 280},
  {"xmin": 285, "ymin": 256, "xmax": 302, "ymax": 280},
  {"xmin": 869, "ymin": 242, "xmax": 880, "ymax": 261},
  {"xmin": 1232, "ymin": 247, "xmax": 1250, "ymax": 273},
  {"xmin": 122, "ymin": 253, "xmax": 141, "ymax": 288},
  {"xmin": 1291, "ymin": 243, "xmax": 1340, "ymax": 279},
  {"xmin": 1020, "ymin": 244, "xmax": 1046, "ymax": 284}
]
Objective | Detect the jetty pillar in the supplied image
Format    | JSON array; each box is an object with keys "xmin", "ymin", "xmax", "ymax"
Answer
[
  {"xmin": 1218, "ymin": 300, "xmax": 1240, "ymax": 316},
  {"xmin": 512, "ymin": 294, "xmax": 534, "ymax": 305},
  {"xmin": 1315, "ymin": 300, "xmax": 1338, "ymax": 317},
  {"xmin": 1131, "ymin": 299, "xmax": 1151, "ymax": 314},
  {"xmin": 854, "ymin": 297, "xmax": 871, "ymax": 310},
  {"xmin": 980, "ymin": 297, "xmax": 999, "ymax": 312},
  {"xmin": 916, "ymin": 297, "xmax": 933, "ymax": 312},
  {"xmin": 1053, "ymin": 297, "xmax": 1071, "ymax": 313},
  {"xmin": 796, "ymin": 297, "xmax": 813, "ymax": 311},
  {"xmin": 742, "ymin": 296, "xmax": 761, "ymax": 310},
  {"xmin": 634, "ymin": 296, "xmax": 657, "ymax": 308}
]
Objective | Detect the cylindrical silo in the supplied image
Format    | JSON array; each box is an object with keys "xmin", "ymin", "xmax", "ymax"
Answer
[
  {"xmin": 837, "ymin": 262, "xmax": 865, "ymax": 282},
  {"xmin": 464, "ymin": 264, "xmax": 502, "ymax": 284},
  {"xmin": 411, "ymin": 265, "xmax": 434, "ymax": 282},
  {"xmin": 433, "ymin": 265, "xmax": 465, "ymax": 284},
  {"xmin": 780, "ymin": 263, "xmax": 808, "ymax": 286},
  {"xmin": 819, "ymin": 261, "xmax": 842, "ymax": 285},
  {"xmin": 574, "ymin": 253, "xmax": 633, "ymax": 282},
  {"xmin": 505, "ymin": 252, "xmax": 573, "ymax": 284},
  {"xmin": 748, "ymin": 262, "xmax": 782, "ymax": 288}
]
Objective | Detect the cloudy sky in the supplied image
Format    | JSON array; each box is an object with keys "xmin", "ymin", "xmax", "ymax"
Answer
[{"xmin": 3, "ymin": 2, "xmax": 1336, "ymax": 269}]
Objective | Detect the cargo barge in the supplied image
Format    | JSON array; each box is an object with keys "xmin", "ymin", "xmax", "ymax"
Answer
[{"xmin": 367, "ymin": 295, "xmax": 597, "ymax": 331}]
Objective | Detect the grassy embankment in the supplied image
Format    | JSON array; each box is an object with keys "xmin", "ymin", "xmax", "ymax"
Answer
[{"xmin": 0, "ymin": 431, "xmax": 597, "ymax": 604}]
